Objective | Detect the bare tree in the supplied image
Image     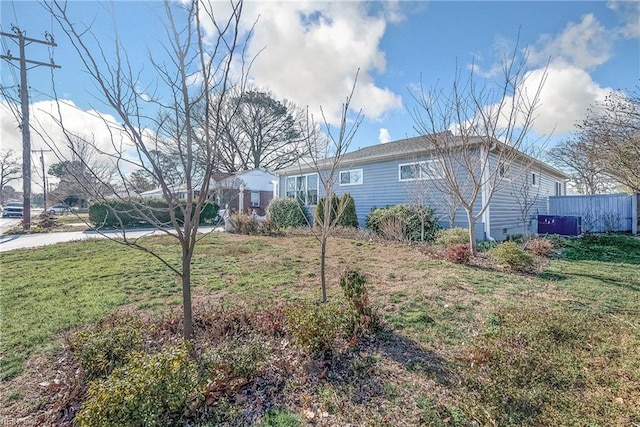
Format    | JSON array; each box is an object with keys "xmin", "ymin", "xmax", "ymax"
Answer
[
  {"xmin": 43, "ymin": 0, "xmax": 247, "ymax": 340},
  {"xmin": 128, "ymin": 169, "xmax": 156, "ymax": 194},
  {"xmin": 216, "ymin": 85, "xmax": 311, "ymax": 173},
  {"xmin": 546, "ymin": 136, "xmax": 619, "ymax": 194},
  {"xmin": 579, "ymin": 86, "xmax": 640, "ymax": 192},
  {"xmin": 410, "ymin": 49, "xmax": 547, "ymax": 255},
  {"xmin": 47, "ymin": 134, "xmax": 116, "ymax": 207},
  {"xmin": 405, "ymin": 178, "xmax": 461, "ymax": 230},
  {"xmin": 510, "ymin": 172, "xmax": 540, "ymax": 241},
  {"xmin": 301, "ymin": 75, "xmax": 363, "ymax": 303},
  {"xmin": 0, "ymin": 149, "xmax": 21, "ymax": 204}
]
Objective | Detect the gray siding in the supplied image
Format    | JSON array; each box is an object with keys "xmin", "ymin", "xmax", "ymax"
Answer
[
  {"xmin": 278, "ymin": 156, "xmax": 486, "ymax": 241},
  {"xmin": 488, "ymin": 153, "xmax": 566, "ymax": 240}
]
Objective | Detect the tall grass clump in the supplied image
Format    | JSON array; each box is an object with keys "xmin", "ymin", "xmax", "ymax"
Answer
[
  {"xmin": 435, "ymin": 227, "xmax": 469, "ymax": 247},
  {"xmin": 365, "ymin": 204, "xmax": 439, "ymax": 242}
]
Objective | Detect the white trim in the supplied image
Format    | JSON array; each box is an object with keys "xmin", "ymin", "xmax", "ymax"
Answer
[
  {"xmin": 531, "ymin": 172, "xmax": 539, "ymax": 187},
  {"xmin": 339, "ymin": 168, "xmax": 363, "ymax": 186},
  {"xmin": 481, "ymin": 146, "xmax": 493, "ymax": 241},
  {"xmin": 285, "ymin": 173, "xmax": 319, "ymax": 205}
]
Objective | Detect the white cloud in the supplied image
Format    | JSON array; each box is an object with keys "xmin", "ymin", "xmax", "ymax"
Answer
[
  {"xmin": 608, "ymin": 0, "xmax": 640, "ymax": 38},
  {"xmin": 463, "ymin": 12, "xmax": 619, "ymax": 137},
  {"xmin": 0, "ymin": 99, "xmax": 135, "ymax": 191},
  {"xmin": 528, "ymin": 14, "xmax": 613, "ymax": 70},
  {"xmin": 202, "ymin": 0, "xmax": 403, "ymax": 125},
  {"xmin": 378, "ymin": 128, "xmax": 391, "ymax": 144},
  {"xmin": 522, "ymin": 65, "xmax": 611, "ymax": 134}
]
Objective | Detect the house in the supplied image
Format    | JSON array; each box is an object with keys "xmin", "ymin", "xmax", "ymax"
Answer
[
  {"xmin": 216, "ymin": 168, "xmax": 277, "ymax": 216},
  {"xmin": 276, "ymin": 135, "xmax": 569, "ymax": 241},
  {"xmin": 140, "ymin": 169, "xmax": 276, "ymax": 216}
]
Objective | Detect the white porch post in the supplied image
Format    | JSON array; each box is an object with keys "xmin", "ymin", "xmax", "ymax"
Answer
[{"xmin": 238, "ymin": 184, "xmax": 245, "ymax": 213}]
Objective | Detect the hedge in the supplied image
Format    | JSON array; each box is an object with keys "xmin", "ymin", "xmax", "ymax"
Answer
[
  {"xmin": 88, "ymin": 198, "xmax": 219, "ymax": 228},
  {"xmin": 267, "ymin": 197, "xmax": 309, "ymax": 229}
]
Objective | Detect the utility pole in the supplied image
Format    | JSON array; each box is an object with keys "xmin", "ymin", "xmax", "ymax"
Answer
[
  {"xmin": 1, "ymin": 26, "xmax": 61, "ymax": 230},
  {"xmin": 33, "ymin": 148, "xmax": 52, "ymax": 210}
]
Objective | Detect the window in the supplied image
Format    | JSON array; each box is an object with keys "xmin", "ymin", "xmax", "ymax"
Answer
[
  {"xmin": 531, "ymin": 172, "xmax": 538, "ymax": 186},
  {"xmin": 555, "ymin": 181, "xmax": 563, "ymax": 196},
  {"xmin": 399, "ymin": 160, "xmax": 443, "ymax": 182},
  {"xmin": 285, "ymin": 173, "xmax": 318, "ymax": 205},
  {"xmin": 339, "ymin": 169, "xmax": 363, "ymax": 186},
  {"xmin": 250, "ymin": 191, "xmax": 260, "ymax": 207}
]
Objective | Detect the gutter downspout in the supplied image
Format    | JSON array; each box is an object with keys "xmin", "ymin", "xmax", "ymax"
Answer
[{"xmin": 481, "ymin": 145, "xmax": 495, "ymax": 241}]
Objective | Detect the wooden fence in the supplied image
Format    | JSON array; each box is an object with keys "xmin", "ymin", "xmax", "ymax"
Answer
[{"xmin": 548, "ymin": 193, "xmax": 638, "ymax": 234}]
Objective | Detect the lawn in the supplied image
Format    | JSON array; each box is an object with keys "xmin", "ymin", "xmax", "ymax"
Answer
[{"xmin": 1, "ymin": 232, "xmax": 638, "ymax": 425}]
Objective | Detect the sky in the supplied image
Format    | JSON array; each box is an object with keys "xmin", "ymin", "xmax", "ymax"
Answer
[{"xmin": 1, "ymin": 0, "xmax": 639, "ymax": 193}]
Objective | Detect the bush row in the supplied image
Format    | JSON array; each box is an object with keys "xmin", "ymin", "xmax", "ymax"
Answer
[{"xmin": 88, "ymin": 199, "xmax": 219, "ymax": 228}]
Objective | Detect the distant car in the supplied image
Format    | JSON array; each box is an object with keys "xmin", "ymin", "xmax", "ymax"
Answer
[
  {"xmin": 2, "ymin": 202, "xmax": 24, "ymax": 218},
  {"xmin": 47, "ymin": 205, "xmax": 72, "ymax": 215}
]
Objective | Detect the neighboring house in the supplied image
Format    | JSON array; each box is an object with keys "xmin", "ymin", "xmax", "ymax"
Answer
[
  {"xmin": 277, "ymin": 135, "xmax": 569, "ymax": 241},
  {"xmin": 217, "ymin": 168, "xmax": 277, "ymax": 216},
  {"xmin": 139, "ymin": 169, "xmax": 276, "ymax": 216}
]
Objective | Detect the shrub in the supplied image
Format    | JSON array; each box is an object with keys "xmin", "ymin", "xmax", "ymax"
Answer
[
  {"xmin": 378, "ymin": 215, "xmax": 407, "ymax": 241},
  {"xmin": 75, "ymin": 343, "xmax": 199, "ymax": 427},
  {"xmin": 339, "ymin": 193, "xmax": 358, "ymax": 228},
  {"xmin": 444, "ymin": 244, "xmax": 471, "ymax": 264},
  {"xmin": 339, "ymin": 269, "xmax": 377, "ymax": 335},
  {"xmin": 71, "ymin": 317, "xmax": 146, "ymax": 380},
  {"xmin": 228, "ymin": 212, "xmax": 260, "ymax": 235},
  {"xmin": 489, "ymin": 241, "xmax": 535, "ymax": 270},
  {"xmin": 435, "ymin": 227, "xmax": 470, "ymax": 247},
  {"xmin": 284, "ymin": 301, "xmax": 346, "ymax": 353},
  {"xmin": 525, "ymin": 237, "xmax": 554, "ymax": 257},
  {"xmin": 365, "ymin": 204, "xmax": 439, "ymax": 242},
  {"xmin": 314, "ymin": 193, "xmax": 339, "ymax": 227},
  {"xmin": 314, "ymin": 193, "xmax": 358, "ymax": 228},
  {"xmin": 89, "ymin": 199, "xmax": 218, "ymax": 228},
  {"xmin": 267, "ymin": 198, "xmax": 309, "ymax": 229},
  {"xmin": 476, "ymin": 240, "xmax": 498, "ymax": 252}
]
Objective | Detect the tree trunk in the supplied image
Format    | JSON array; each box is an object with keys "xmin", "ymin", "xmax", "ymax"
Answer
[
  {"xmin": 465, "ymin": 208, "xmax": 477, "ymax": 256},
  {"xmin": 182, "ymin": 246, "xmax": 193, "ymax": 340},
  {"xmin": 320, "ymin": 235, "xmax": 327, "ymax": 303}
]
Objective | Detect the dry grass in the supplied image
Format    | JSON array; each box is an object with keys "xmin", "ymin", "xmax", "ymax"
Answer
[{"xmin": 1, "ymin": 232, "xmax": 639, "ymax": 426}]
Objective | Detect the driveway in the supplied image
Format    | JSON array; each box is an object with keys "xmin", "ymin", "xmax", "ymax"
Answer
[{"xmin": 0, "ymin": 226, "xmax": 220, "ymax": 253}]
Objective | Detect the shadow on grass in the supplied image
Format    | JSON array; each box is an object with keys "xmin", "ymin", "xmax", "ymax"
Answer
[
  {"xmin": 324, "ymin": 327, "xmax": 456, "ymax": 406},
  {"xmin": 538, "ymin": 271, "xmax": 567, "ymax": 281}
]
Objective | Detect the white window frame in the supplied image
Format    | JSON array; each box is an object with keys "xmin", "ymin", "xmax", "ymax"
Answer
[
  {"xmin": 555, "ymin": 181, "xmax": 563, "ymax": 196},
  {"xmin": 250, "ymin": 191, "xmax": 260, "ymax": 207},
  {"xmin": 398, "ymin": 160, "xmax": 443, "ymax": 182},
  {"xmin": 339, "ymin": 169, "xmax": 363, "ymax": 186},
  {"xmin": 285, "ymin": 173, "xmax": 319, "ymax": 205}
]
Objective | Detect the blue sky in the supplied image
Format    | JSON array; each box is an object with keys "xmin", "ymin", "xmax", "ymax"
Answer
[{"xmin": 1, "ymin": 1, "xmax": 639, "ymax": 190}]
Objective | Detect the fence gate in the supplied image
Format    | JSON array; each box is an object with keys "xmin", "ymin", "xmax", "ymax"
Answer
[{"xmin": 548, "ymin": 193, "xmax": 638, "ymax": 234}]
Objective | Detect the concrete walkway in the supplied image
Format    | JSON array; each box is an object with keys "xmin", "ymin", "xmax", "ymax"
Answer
[{"xmin": 0, "ymin": 226, "xmax": 220, "ymax": 253}]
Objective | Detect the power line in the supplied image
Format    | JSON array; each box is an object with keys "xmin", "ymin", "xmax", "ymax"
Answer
[{"xmin": 0, "ymin": 26, "xmax": 61, "ymax": 231}]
